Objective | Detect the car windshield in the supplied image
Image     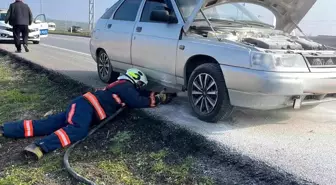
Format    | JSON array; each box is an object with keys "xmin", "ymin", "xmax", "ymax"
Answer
[
  {"xmin": 174, "ymin": 1, "xmax": 275, "ymax": 28},
  {"xmin": 196, "ymin": 3, "xmax": 275, "ymax": 27},
  {"xmin": 0, "ymin": 13, "xmax": 6, "ymax": 21},
  {"xmin": 175, "ymin": 0, "xmax": 199, "ymax": 21}
]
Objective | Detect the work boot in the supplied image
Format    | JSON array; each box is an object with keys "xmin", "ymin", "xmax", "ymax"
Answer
[
  {"xmin": 0, "ymin": 126, "xmax": 4, "ymax": 137},
  {"xmin": 23, "ymin": 44, "xmax": 29, "ymax": 52},
  {"xmin": 15, "ymin": 50, "xmax": 21, "ymax": 53},
  {"xmin": 23, "ymin": 143, "xmax": 44, "ymax": 161}
]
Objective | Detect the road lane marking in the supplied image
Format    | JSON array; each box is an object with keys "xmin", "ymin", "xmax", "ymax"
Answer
[
  {"xmin": 40, "ymin": 43, "xmax": 92, "ymax": 57},
  {"xmin": 49, "ymin": 34, "xmax": 90, "ymax": 39},
  {"xmin": 48, "ymin": 35, "xmax": 90, "ymax": 42},
  {"xmin": 42, "ymin": 52, "xmax": 96, "ymax": 69}
]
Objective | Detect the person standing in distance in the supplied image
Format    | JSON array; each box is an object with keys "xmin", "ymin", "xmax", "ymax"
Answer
[{"xmin": 5, "ymin": 0, "xmax": 33, "ymax": 53}]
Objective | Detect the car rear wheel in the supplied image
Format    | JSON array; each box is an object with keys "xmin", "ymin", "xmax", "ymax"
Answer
[
  {"xmin": 188, "ymin": 63, "xmax": 233, "ymax": 123},
  {"xmin": 97, "ymin": 50, "xmax": 119, "ymax": 83}
]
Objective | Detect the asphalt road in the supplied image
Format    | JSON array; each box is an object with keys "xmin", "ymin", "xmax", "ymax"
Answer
[
  {"xmin": 1, "ymin": 34, "xmax": 336, "ymax": 185},
  {"xmin": 42, "ymin": 34, "xmax": 91, "ymax": 54}
]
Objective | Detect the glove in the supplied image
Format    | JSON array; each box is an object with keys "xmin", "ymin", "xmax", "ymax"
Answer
[
  {"xmin": 155, "ymin": 93, "xmax": 167, "ymax": 105},
  {"xmin": 155, "ymin": 91, "xmax": 176, "ymax": 105}
]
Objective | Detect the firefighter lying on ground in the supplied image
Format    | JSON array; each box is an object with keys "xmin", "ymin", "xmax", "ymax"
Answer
[{"xmin": 0, "ymin": 68, "xmax": 175, "ymax": 160}]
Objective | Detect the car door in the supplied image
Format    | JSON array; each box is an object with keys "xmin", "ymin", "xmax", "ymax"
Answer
[
  {"xmin": 34, "ymin": 14, "xmax": 48, "ymax": 37},
  {"xmin": 94, "ymin": 0, "xmax": 124, "ymax": 33},
  {"xmin": 103, "ymin": 0, "xmax": 142, "ymax": 72},
  {"xmin": 131, "ymin": 0, "xmax": 183, "ymax": 87}
]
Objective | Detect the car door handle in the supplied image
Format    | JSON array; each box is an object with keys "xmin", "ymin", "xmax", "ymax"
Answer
[
  {"xmin": 136, "ymin": 26, "xmax": 142, "ymax": 32},
  {"xmin": 107, "ymin": 24, "xmax": 112, "ymax": 29}
]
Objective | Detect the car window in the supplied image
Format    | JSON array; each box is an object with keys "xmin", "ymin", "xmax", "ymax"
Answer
[
  {"xmin": 113, "ymin": 0, "xmax": 142, "ymax": 21},
  {"xmin": 35, "ymin": 14, "xmax": 47, "ymax": 23},
  {"xmin": 100, "ymin": 0, "xmax": 123, "ymax": 19},
  {"xmin": 0, "ymin": 13, "xmax": 6, "ymax": 21},
  {"xmin": 140, "ymin": 0, "xmax": 177, "ymax": 22}
]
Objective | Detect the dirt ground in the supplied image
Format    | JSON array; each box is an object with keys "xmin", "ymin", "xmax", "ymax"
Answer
[{"xmin": 0, "ymin": 52, "xmax": 315, "ymax": 185}]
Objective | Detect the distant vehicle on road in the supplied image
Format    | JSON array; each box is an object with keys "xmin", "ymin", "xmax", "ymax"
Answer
[
  {"xmin": 90, "ymin": 0, "xmax": 336, "ymax": 123},
  {"xmin": 48, "ymin": 22, "xmax": 56, "ymax": 31},
  {"xmin": 68, "ymin": 26, "xmax": 83, "ymax": 33},
  {"xmin": 0, "ymin": 9, "xmax": 48, "ymax": 44}
]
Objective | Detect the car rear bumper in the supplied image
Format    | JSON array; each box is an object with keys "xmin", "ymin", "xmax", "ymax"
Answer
[{"xmin": 221, "ymin": 65, "xmax": 336, "ymax": 110}]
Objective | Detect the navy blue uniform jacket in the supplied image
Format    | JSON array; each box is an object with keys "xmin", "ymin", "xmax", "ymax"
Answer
[{"xmin": 91, "ymin": 79, "xmax": 157, "ymax": 117}]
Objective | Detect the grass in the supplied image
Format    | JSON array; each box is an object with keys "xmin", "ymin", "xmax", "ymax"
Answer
[
  {"xmin": 98, "ymin": 160, "xmax": 144, "ymax": 185},
  {"xmin": 49, "ymin": 30, "xmax": 91, "ymax": 37},
  {"xmin": 83, "ymin": 131, "xmax": 203, "ymax": 185},
  {"xmin": 0, "ymin": 56, "xmax": 89, "ymax": 124},
  {"xmin": 67, "ymin": 127, "xmax": 214, "ymax": 185},
  {"xmin": 0, "ymin": 53, "xmax": 215, "ymax": 185},
  {"xmin": 0, "ymin": 54, "xmax": 90, "ymax": 185},
  {"xmin": 0, "ymin": 167, "xmax": 45, "ymax": 185}
]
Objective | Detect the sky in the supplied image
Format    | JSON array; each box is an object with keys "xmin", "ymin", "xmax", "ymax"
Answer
[{"xmin": 1, "ymin": 0, "xmax": 335, "ymax": 36}]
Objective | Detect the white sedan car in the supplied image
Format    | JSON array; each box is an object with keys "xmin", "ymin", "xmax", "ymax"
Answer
[
  {"xmin": 90, "ymin": 0, "xmax": 336, "ymax": 123},
  {"xmin": 0, "ymin": 9, "xmax": 49, "ymax": 44}
]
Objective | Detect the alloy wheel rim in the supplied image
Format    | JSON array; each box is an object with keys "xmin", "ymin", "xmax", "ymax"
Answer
[
  {"xmin": 191, "ymin": 73, "xmax": 218, "ymax": 114},
  {"xmin": 98, "ymin": 53, "xmax": 110, "ymax": 78}
]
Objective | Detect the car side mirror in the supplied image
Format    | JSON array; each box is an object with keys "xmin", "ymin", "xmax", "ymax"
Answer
[{"xmin": 150, "ymin": 10, "xmax": 178, "ymax": 24}]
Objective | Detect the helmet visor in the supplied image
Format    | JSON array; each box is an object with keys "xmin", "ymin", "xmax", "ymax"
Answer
[{"xmin": 137, "ymin": 81, "xmax": 146, "ymax": 88}]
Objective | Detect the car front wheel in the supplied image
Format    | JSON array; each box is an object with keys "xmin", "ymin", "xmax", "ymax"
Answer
[
  {"xmin": 188, "ymin": 63, "xmax": 233, "ymax": 123},
  {"xmin": 97, "ymin": 50, "xmax": 120, "ymax": 83}
]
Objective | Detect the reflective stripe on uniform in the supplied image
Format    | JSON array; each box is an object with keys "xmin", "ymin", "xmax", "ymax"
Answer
[
  {"xmin": 67, "ymin": 103, "xmax": 76, "ymax": 124},
  {"xmin": 112, "ymin": 94, "xmax": 126, "ymax": 107},
  {"xmin": 104, "ymin": 80, "xmax": 126, "ymax": 90},
  {"xmin": 83, "ymin": 92, "xmax": 107, "ymax": 120},
  {"xmin": 55, "ymin": 129, "xmax": 71, "ymax": 147},
  {"xmin": 23, "ymin": 120, "xmax": 33, "ymax": 137},
  {"xmin": 150, "ymin": 92, "xmax": 156, "ymax": 107}
]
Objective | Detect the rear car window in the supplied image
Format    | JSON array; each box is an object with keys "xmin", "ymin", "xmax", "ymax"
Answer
[
  {"xmin": 113, "ymin": 0, "xmax": 142, "ymax": 21},
  {"xmin": 100, "ymin": 0, "xmax": 123, "ymax": 19}
]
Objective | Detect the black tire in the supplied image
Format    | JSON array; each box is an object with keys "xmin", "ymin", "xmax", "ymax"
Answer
[
  {"xmin": 187, "ymin": 63, "xmax": 233, "ymax": 123},
  {"xmin": 97, "ymin": 50, "xmax": 120, "ymax": 83},
  {"xmin": 33, "ymin": 41, "xmax": 40, "ymax": 44}
]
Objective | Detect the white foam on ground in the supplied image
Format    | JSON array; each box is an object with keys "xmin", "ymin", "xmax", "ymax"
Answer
[{"xmin": 144, "ymin": 92, "xmax": 336, "ymax": 185}]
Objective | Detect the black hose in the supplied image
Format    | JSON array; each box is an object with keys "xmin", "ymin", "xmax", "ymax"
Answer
[{"xmin": 63, "ymin": 107, "xmax": 126, "ymax": 185}]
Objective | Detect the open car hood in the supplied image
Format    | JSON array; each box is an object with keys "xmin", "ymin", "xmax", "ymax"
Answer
[{"xmin": 183, "ymin": 0, "xmax": 317, "ymax": 33}]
